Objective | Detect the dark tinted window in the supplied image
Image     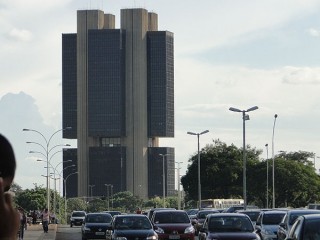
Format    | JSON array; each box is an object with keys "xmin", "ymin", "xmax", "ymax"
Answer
[
  {"xmin": 262, "ymin": 213, "xmax": 285, "ymax": 225},
  {"xmin": 154, "ymin": 211, "xmax": 189, "ymax": 223},
  {"xmin": 86, "ymin": 214, "xmax": 112, "ymax": 223}
]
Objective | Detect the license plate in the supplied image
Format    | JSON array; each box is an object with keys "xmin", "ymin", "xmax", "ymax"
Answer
[
  {"xmin": 95, "ymin": 232, "xmax": 105, "ymax": 235},
  {"xmin": 169, "ymin": 235, "xmax": 180, "ymax": 239}
]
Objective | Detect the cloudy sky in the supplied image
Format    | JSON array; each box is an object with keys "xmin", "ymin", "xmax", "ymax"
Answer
[{"xmin": 1, "ymin": 0, "xmax": 320, "ymax": 191}]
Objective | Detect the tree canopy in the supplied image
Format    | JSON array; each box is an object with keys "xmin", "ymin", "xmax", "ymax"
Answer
[{"xmin": 181, "ymin": 139, "xmax": 320, "ymax": 208}]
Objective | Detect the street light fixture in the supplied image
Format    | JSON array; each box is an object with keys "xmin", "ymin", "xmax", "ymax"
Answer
[
  {"xmin": 229, "ymin": 106, "xmax": 258, "ymax": 210},
  {"xmin": 272, "ymin": 114, "xmax": 278, "ymax": 208},
  {"xmin": 159, "ymin": 154, "xmax": 169, "ymax": 208},
  {"xmin": 187, "ymin": 129, "xmax": 209, "ymax": 209},
  {"xmin": 23, "ymin": 126, "xmax": 71, "ymax": 211}
]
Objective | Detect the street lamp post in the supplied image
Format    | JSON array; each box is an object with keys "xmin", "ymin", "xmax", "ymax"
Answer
[
  {"xmin": 265, "ymin": 143, "xmax": 269, "ymax": 208},
  {"xmin": 272, "ymin": 114, "xmax": 278, "ymax": 208},
  {"xmin": 159, "ymin": 154, "xmax": 168, "ymax": 208},
  {"xmin": 64, "ymin": 171, "xmax": 78, "ymax": 223},
  {"xmin": 229, "ymin": 106, "xmax": 258, "ymax": 210},
  {"xmin": 175, "ymin": 161, "xmax": 183, "ymax": 210},
  {"xmin": 89, "ymin": 185, "xmax": 95, "ymax": 198},
  {"xmin": 104, "ymin": 184, "xmax": 113, "ymax": 210},
  {"xmin": 23, "ymin": 127, "xmax": 71, "ymax": 211},
  {"xmin": 187, "ymin": 130, "xmax": 209, "ymax": 209}
]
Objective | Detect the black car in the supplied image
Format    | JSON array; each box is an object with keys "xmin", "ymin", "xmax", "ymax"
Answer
[
  {"xmin": 198, "ymin": 213, "xmax": 261, "ymax": 240},
  {"xmin": 194, "ymin": 209, "xmax": 220, "ymax": 235},
  {"xmin": 81, "ymin": 212, "xmax": 112, "ymax": 240},
  {"xmin": 277, "ymin": 209, "xmax": 320, "ymax": 240},
  {"xmin": 286, "ymin": 214, "xmax": 320, "ymax": 240},
  {"xmin": 106, "ymin": 214, "xmax": 158, "ymax": 240}
]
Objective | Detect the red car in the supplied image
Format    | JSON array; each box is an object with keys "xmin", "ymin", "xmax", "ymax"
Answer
[{"xmin": 151, "ymin": 210, "xmax": 195, "ymax": 240}]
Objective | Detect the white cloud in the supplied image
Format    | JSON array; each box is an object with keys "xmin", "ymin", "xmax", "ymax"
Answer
[
  {"xmin": 8, "ymin": 28, "xmax": 33, "ymax": 41},
  {"xmin": 307, "ymin": 28, "xmax": 320, "ymax": 37}
]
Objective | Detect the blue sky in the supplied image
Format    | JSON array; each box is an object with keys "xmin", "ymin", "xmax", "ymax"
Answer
[{"xmin": 1, "ymin": 0, "xmax": 320, "ymax": 190}]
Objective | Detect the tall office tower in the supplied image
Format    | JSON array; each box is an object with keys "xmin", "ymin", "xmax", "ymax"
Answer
[{"xmin": 62, "ymin": 8, "xmax": 174, "ymax": 200}]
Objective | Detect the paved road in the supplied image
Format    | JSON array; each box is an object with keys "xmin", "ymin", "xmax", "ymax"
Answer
[{"xmin": 56, "ymin": 225, "xmax": 82, "ymax": 240}]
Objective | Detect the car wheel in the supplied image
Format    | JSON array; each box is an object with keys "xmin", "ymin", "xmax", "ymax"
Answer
[{"xmin": 82, "ymin": 237, "xmax": 87, "ymax": 240}]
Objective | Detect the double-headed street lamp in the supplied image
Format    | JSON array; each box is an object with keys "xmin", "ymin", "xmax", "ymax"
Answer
[
  {"xmin": 159, "ymin": 154, "xmax": 168, "ymax": 208},
  {"xmin": 187, "ymin": 130, "xmax": 209, "ymax": 209},
  {"xmin": 229, "ymin": 106, "xmax": 258, "ymax": 210},
  {"xmin": 23, "ymin": 127, "xmax": 71, "ymax": 211}
]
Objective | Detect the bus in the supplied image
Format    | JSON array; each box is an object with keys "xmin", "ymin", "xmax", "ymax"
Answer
[{"xmin": 200, "ymin": 199, "xmax": 244, "ymax": 209}]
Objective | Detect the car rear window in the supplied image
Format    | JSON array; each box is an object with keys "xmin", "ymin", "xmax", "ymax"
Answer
[{"xmin": 154, "ymin": 212, "xmax": 190, "ymax": 224}]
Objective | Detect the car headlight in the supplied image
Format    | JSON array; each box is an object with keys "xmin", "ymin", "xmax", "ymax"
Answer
[
  {"xmin": 185, "ymin": 226, "xmax": 195, "ymax": 234},
  {"xmin": 147, "ymin": 234, "xmax": 158, "ymax": 240},
  {"xmin": 155, "ymin": 227, "xmax": 164, "ymax": 234}
]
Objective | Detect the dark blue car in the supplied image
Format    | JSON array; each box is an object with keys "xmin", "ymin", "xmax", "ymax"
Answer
[{"xmin": 81, "ymin": 212, "xmax": 112, "ymax": 240}]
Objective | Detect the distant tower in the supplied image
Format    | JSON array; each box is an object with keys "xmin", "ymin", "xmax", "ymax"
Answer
[{"xmin": 62, "ymin": 8, "xmax": 174, "ymax": 199}]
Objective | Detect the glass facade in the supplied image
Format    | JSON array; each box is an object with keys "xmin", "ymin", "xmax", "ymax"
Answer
[
  {"xmin": 89, "ymin": 146, "xmax": 126, "ymax": 197},
  {"xmin": 62, "ymin": 34, "xmax": 77, "ymax": 139},
  {"xmin": 63, "ymin": 148, "xmax": 78, "ymax": 198},
  {"xmin": 147, "ymin": 31, "xmax": 174, "ymax": 137},
  {"xmin": 148, "ymin": 147, "xmax": 175, "ymax": 198},
  {"xmin": 88, "ymin": 29, "xmax": 126, "ymax": 137}
]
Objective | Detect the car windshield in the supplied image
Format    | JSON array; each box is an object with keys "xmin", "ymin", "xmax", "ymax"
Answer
[
  {"xmin": 208, "ymin": 216, "xmax": 253, "ymax": 232},
  {"xmin": 86, "ymin": 214, "xmax": 112, "ymax": 223},
  {"xmin": 154, "ymin": 212, "xmax": 190, "ymax": 224},
  {"xmin": 115, "ymin": 216, "xmax": 152, "ymax": 230},
  {"xmin": 262, "ymin": 213, "xmax": 285, "ymax": 225},
  {"xmin": 73, "ymin": 212, "xmax": 85, "ymax": 217}
]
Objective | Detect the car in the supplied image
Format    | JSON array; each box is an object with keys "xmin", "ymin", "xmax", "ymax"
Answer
[
  {"xmin": 194, "ymin": 209, "xmax": 220, "ymax": 235},
  {"xmin": 285, "ymin": 214, "xmax": 320, "ymax": 240},
  {"xmin": 198, "ymin": 213, "xmax": 260, "ymax": 240},
  {"xmin": 237, "ymin": 209, "xmax": 262, "ymax": 226},
  {"xmin": 277, "ymin": 209, "xmax": 320, "ymax": 240},
  {"xmin": 255, "ymin": 210, "xmax": 286, "ymax": 240},
  {"xmin": 70, "ymin": 211, "xmax": 86, "ymax": 227},
  {"xmin": 147, "ymin": 208, "xmax": 176, "ymax": 220},
  {"xmin": 106, "ymin": 214, "xmax": 157, "ymax": 240},
  {"xmin": 151, "ymin": 209, "xmax": 195, "ymax": 240},
  {"xmin": 81, "ymin": 212, "xmax": 112, "ymax": 240}
]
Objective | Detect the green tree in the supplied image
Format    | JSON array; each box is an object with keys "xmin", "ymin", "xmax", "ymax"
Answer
[
  {"xmin": 112, "ymin": 191, "xmax": 142, "ymax": 212},
  {"xmin": 87, "ymin": 198, "xmax": 107, "ymax": 212},
  {"xmin": 181, "ymin": 139, "xmax": 320, "ymax": 208},
  {"xmin": 181, "ymin": 139, "xmax": 261, "ymax": 202},
  {"xmin": 15, "ymin": 186, "xmax": 47, "ymax": 211}
]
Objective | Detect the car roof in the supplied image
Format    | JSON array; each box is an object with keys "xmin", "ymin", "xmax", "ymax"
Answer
[
  {"xmin": 261, "ymin": 210, "xmax": 287, "ymax": 214},
  {"xmin": 86, "ymin": 212, "xmax": 112, "ymax": 216},
  {"xmin": 287, "ymin": 209, "xmax": 320, "ymax": 213},
  {"xmin": 208, "ymin": 213, "xmax": 249, "ymax": 218},
  {"xmin": 300, "ymin": 213, "xmax": 320, "ymax": 219}
]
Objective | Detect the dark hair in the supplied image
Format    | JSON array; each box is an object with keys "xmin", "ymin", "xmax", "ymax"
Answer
[{"xmin": 0, "ymin": 134, "xmax": 16, "ymax": 179}]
